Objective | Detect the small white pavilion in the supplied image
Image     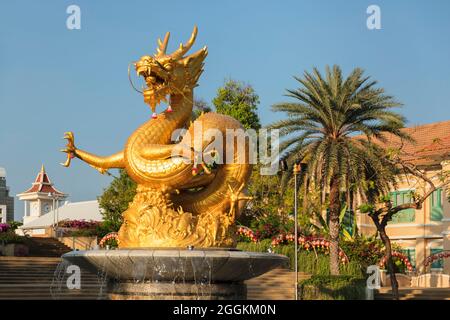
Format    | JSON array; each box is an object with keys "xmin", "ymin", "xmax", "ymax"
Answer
[{"xmin": 16, "ymin": 165, "xmax": 68, "ymax": 225}]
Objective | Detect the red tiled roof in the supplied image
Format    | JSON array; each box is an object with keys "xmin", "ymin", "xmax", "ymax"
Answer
[
  {"xmin": 362, "ymin": 120, "xmax": 450, "ymax": 166},
  {"xmin": 20, "ymin": 165, "xmax": 66, "ymax": 195}
]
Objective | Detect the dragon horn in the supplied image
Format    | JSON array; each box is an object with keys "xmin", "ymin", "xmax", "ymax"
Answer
[
  {"xmin": 170, "ymin": 25, "xmax": 198, "ymax": 59},
  {"xmin": 156, "ymin": 31, "xmax": 170, "ymax": 56}
]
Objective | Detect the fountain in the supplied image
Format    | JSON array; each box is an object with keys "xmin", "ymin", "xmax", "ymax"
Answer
[{"xmin": 59, "ymin": 26, "xmax": 288, "ymax": 300}]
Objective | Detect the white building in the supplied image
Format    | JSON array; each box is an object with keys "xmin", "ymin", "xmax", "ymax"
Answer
[
  {"xmin": 16, "ymin": 165, "xmax": 103, "ymax": 237},
  {"xmin": 16, "ymin": 165, "xmax": 68, "ymax": 225},
  {"xmin": 18, "ymin": 200, "xmax": 103, "ymax": 236}
]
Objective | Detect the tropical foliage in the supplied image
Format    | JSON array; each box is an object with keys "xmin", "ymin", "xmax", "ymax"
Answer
[
  {"xmin": 0, "ymin": 224, "xmax": 26, "ymax": 244},
  {"xmin": 269, "ymin": 65, "xmax": 408, "ymax": 274},
  {"xmin": 98, "ymin": 169, "xmax": 137, "ymax": 232},
  {"xmin": 58, "ymin": 219, "xmax": 100, "ymax": 229},
  {"xmin": 213, "ymin": 79, "xmax": 261, "ymax": 130},
  {"xmin": 298, "ymin": 275, "xmax": 366, "ymax": 300}
]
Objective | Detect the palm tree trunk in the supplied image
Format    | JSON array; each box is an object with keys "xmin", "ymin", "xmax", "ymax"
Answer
[
  {"xmin": 328, "ymin": 175, "xmax": 340, "ymax": 275},
  {"xmin": 378, "ymin": 226, "xmax": 399, "ymax": 300}
]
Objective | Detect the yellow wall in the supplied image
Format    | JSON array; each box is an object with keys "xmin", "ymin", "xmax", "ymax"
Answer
[{"xmin": 358, "ymin": 164, "xmax": 450, "ymax": 274}]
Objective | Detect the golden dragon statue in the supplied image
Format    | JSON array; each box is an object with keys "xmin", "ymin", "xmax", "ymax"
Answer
[{"xmin": 60, "ymin": 26, "xmax": 252, "ymax": 248}]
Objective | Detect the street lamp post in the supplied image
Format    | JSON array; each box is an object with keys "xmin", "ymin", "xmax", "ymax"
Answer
[
  {"xmin": 293, "ymin": 161, "xmax": 301, "ymax": 300},
  {"xmin": 48, "ymin": 193, "xmax": 55, "ymax": 228},
  {"xmin": 48, "ymin": 192, "xmax": 61, "ymax": 236}
]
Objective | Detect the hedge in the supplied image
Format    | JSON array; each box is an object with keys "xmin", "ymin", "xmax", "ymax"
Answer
[
  {"xmin": 298, "ymin": 275, "xmax": 366, "ymax": 300},
  {"xmin": 237, "ymin": 241, "xmax": 363, "ymax": 277},
  {"xmin": 0, "ymin": 232, "xmax": 26, "ymax": 244}
]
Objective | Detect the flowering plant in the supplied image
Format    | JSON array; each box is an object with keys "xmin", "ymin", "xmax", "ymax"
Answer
[
  {"xmin": 379, "ymin": 251, "xmax": 414, "ymax": 272},
  {"xmin": 249, "ymin": 213, "xmax": 294, "ymax": 240},
  {"xmin": 99, "ymin": 232, "xmax": 119, "ymax": 248},
  {"xmin": 424, "ymin": 250, "xmax": 449, "ymax": 267},
  {"xmin": 272, "ymin": 233, "xmax": 348, "ymax": 264},
  {"xmin": 0, "ymin": 223, "xmax": 10, "ymax": 233},
  {"xmin": 237, "ymin": 226, "xmax": 258, "ymax": 242},
  {"xmin": 58, "ymin": 219, "xmax": 100, "ymax": 229},
  {"xmin": 237, "ymin": 226, "xmax": 349, "ymax": 264}
]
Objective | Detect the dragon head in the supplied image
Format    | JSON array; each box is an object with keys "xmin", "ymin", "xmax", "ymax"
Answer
[{"xmin": 134, "ymin": 26, "xmax": 208, "ymax": 113}]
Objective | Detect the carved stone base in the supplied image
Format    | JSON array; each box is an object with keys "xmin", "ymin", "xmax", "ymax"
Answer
[{"xmin": 107, "ymin": 281, "xmax": 247, "ymax": 300}]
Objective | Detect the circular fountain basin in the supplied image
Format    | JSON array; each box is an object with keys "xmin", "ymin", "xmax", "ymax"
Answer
[
  {"xmin": 62, "ymin": 248, "xmax": 288, "ymax": 282},
  {"xmin": 62, "ymin": 248, "xmax": 289, "ymax": 299}
]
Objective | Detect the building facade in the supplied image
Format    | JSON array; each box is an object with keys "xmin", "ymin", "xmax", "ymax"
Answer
[
  {"xmin": 358, "ymin": 121, "xmax": 450, "ymax": 275},
  {"xmin": 0, "ymin": 167, "xmax": 14, "ymax": 223},
  {"xmin": 16, "ymin": 165, "xmax": 68, "ymax": 225},
  {"xmin": 18, "ymin": 200, "xmax": 103, "ymax": 237}
]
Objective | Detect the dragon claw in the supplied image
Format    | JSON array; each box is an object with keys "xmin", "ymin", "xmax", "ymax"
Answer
[
  {"xmin": 227, "ymin": 183, "xmax": 253, "ymax": 203},
  {"xmin": 60, "ymin": 131, "xmax": 77, "ymax": 167}
]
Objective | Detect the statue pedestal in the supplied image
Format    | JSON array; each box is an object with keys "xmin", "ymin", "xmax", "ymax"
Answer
[{"xmin": 62, "ymin": 248, "xmax": 289, "ymax": 300}]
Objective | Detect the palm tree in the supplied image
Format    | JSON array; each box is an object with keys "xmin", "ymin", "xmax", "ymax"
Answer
[{"xmin": 269, "ymin": 65, "xmax": 409, "ymax": 275}]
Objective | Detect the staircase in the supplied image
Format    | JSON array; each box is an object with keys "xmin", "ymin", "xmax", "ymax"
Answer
[
  {"xmin": 246, "ymin": 268, "xmax": 310, "ymax": 300},
  {"xmin": 375, "ymin": 288, "xmax": 450, "ymax": 300},
  {"xmin": 25, "ymin": 237, "xmax": 72, "ymax": 257},
  {"xmin": 0, "ymin": 257, "xmax": 106, "ymax": 300}
]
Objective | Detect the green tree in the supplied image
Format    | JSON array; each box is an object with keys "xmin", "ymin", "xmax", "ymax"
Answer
[
  {"xmin": 98, "ymin": 169, "xmax": 137, "ymax": 232},
  {"xmin": 242, "ymin": 164, "xmax": 290, "ymax": 224},
  {"xmin": 213, "ymin": 79, "xmax": 261, "ymax": 130},
  {"xmin": 269, "ymin": 65, "xmax": 408, "ymax": 275},
  {"xmin": 192, "ymin": 97, "xmax": 212, "ymax": 120},
  {"xmin": 357, "ymin": 151, "xmax": 450, "ymax": 299}
]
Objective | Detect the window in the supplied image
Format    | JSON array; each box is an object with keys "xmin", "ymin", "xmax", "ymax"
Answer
[
  {"xmin": 342, "ymin": 210, "xmax": 356, "ymax": 236},
  {"xmin": 430, "ymin": 189, "xmax": 443, "ymax": 221},
  {"xmin": 389, "ymin": 190, "xmax": 415, "ymax": 223},
  {"xmin": 430, "ymin": 248, "xmax": 444, "ymax": 269}
]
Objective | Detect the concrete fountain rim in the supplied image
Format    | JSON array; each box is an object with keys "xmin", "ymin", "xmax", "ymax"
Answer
[
  {"xmin": 62, "ymin": 248, "xmax": 289, "ymax": 259},
  {"xmin": 61, "ymin": 248, "xmax": 290, "ymax": 282}
]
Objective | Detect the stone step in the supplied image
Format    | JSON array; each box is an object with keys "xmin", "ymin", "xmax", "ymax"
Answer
[
  {"xmin": 245, "ymin": 268, "xmax": 301, "ymax": 300},
  {"xmin": 0, "ymin": 281, "xmax": 102, "ymax": 285},
  {"xmin": 0, "ymin": 293, "xmax": 106, "ymax": 299},
  {"xmin": 0, "ymin": 279, "xmax": 104, "ymax": 282},
  {"xmin": 0, "ymin": 287, "xmax": 104, "ymax": 292},
  {"xmin": 0, "ymin": 257, "xmax": 62, "ymax": 262},
  {"xmin": 375, "ymin": 288, "xmax": 450, "ymax": 300},
  {"xmin": 0, "ymin": 272, "xmax": 61, "ymax": 276},
  {"xmin": 0, "ymin": 266, "xmax": 59, "ymax": 269},
  {"xmin": 0, "ymin": 297, "xmax": 105, "ymax": 300},
  {"xmin": 0, "ymin": 255, "xmax": 107, "ymax": 300},
  {"xmin": 0, "ymin": 284, "xmax": 102, "ymax": 288}
]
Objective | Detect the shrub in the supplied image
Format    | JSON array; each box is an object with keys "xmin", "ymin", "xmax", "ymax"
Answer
[
  {"xmin": 340, "ymin": 236, "xmax": 385, "ymax": 274},
  {"xmin": 0, "ymin": 223, "xmax": 10, "ymax": 233},
  {"xmin": 99, "ymin": 233, "xmax": 119, "ymax": 248},
  {"xmin": 95, "ymin": 220, "xmax": 121, "ymax": 238},
  {"xmin": 237, "ymin": 239, "xmax": 272, "ymax": 252},
  {"xmin": 0, "ymin": 232, "xmax": 26, "ymax": 244},
  {"xmin": 67, "ymin": 229, "xmax": 98, "ymax": 237},
  {"xmin": 7, "ymin": 221, "xmax": 22, "ymax": 231},
  {"xmin": 58, "ymin": 219, "xmax": 100, "ymax": 229},
  {"xmin": 298, "ymin": 275, "xmax": 366, "ymax": 300},
  {"xmin": 249, "ymin": 214, "xmax": 294, "ymax": 240},
  {"xmin": 236, "ymin": 242, "xmax": 362, "ymax": 277}
]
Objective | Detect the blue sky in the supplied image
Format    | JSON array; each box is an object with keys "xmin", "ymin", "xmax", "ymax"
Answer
[{"xmin": 1, "ymin": 0, "xmax": 450, "ymax": 220}]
